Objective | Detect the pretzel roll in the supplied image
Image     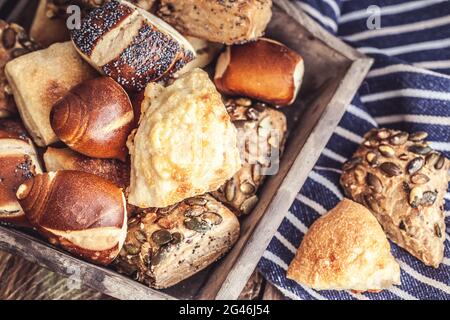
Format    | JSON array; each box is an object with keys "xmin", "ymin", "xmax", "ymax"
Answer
[
  {"xmin": 214, "ymin": 38, "xmax": 304, "ymax": 106},
  {"xmin": 50, "ymin": 77, "xmax": 133, "ymax": 161},
  {"xmin": 16, "ymin": 170, "xmax": 127, "ymax": 265}
]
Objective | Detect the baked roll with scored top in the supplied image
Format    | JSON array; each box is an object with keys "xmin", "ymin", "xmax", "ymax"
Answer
[
  {"xmin": 287, "ymin": 199, "xmax": 400, "ymax": 291},
  {"xmin": 215, "ymin": 38, "xmax": 304, "ymax": 106},
  {"xmin": 114, "ymin": 194, "xmax": 240, "ymax": 289},
  {"xmin": 71, "ymin": 0, "xmax": 196, "ymax": 92},
  {"xmin": 127, "ymin": 68, "xmax": 242, "ymax": 208},
  {"xmin": 5, "ymin": 42, "xmax": 97, "ymax": 146},
  {"xmin": 156, "ymin": 0, "xmax": 273, "ymax": 45},
  {"xmin": 0, "ymin": 120, "xmax": 42, "ymax": 226},
  {"xmin": 44, "ymin": 147, "xmax": 130, "ymax": 190},
  {"xmin": 1, "ymin": 20, "xmax": 41, "ymax": 118},
  {"xmin": 212, "ymin": 98, "xmax": 287, "ymax": 216},
  {"xmin": 340, "ymin": 128, "xmax": 449, "ymax": 268},
  {"xmin": 50, "ymin": 77, "xmax": 134, "ymax": 161},
  {"xmin": 16, "ymin": 170, "xmax": 127, "ymax": 265}
]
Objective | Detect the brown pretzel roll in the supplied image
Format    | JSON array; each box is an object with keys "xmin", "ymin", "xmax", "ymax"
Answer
[
  {"xmin": 0, "ymin": 120, "xmax": 42, "ymax": 226},
  {"xmin": 212, "ymin": 98, "xmax": 287, "ymax": 216},
  {"xmin": 1, "ymin": 20, "xmax": 42, "ymax": 118},
  {"xmin": 114, "ymin": 194, "xmax": 240, "ymax": 288},
  {"xmin": 214, "ymin": 38, "xmax": 304, "ymax": 106},
  {"xmin": 340, "ymin": 128, "xmax": 449, "ymax": 268},
  {"xmin": 71, "ymin": 0, "xmax": 195, "ymax": 92},
  {"xmin": 16, "ymin": 170, "xmax": 127, "ymax": 265},
  {"xmin": 50, "ymin": 77, "xmax": 134, "ymax": 161},
  {"xmin": 156, "ymin": 0, "xmax": 272, "ymax": 45}
]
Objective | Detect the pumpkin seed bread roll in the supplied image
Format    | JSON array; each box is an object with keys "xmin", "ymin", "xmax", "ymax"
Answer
[
  {"xmin": 212, "ymin": 98, "xmax": 287, "ymax": 216},
  {"xmin": 340, "ymin": 128, "xmax": 449, "ymax": 268},
  {"xmin": 287, "ymin": 199, "xmax": 400, "ymax": 291},
  {"xmin": 114, "ymin": 194, "xmax": 240, "ymax": 289},
  {"xmin": 127, "ymin": 68, "xmax": 242, "ymax": 208}
]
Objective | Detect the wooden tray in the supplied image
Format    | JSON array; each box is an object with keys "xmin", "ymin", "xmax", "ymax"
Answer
[{"xmin": 0, "ymin": 0, "xmax": 373, "ymax": 300}]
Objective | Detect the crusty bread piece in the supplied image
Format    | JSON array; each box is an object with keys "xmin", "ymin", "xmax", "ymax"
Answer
[
  {"xmin": 212, "ymin": 98, "xmax": 287, "ymax": 216},
  {"xmin": 71, "ymin": 0, "xmax": 195, "ymax": 91},
  {"xmin": 340, "ymin": 128, "xmax": 449, "ymax": 267},
  {"xmin": 215, "ymin": 38, "xmax": 304, "ymax": 106},
  {"xmin": 5, "ymin": 42, "xmax": 97, "ymax": 146},
  {"xmin": 157, "ymin": 0, "xmax": 272, "ymax": 45},
  {"xmin": 127, "ymin": 68, "xmax": 241, "ymax": 208},
  {"xmin": 44, "ymin": 147, "xmax": 130, "ymax": 189},
  {"xmin": 287, "ymin": 199, "xmax": 400, "ymax": 291},
  {"xmin": 0, "ymin": 119, "xmax": 42, "ymax": 226},
  {"xmin": 115, "ymin": 194, "xmax": 240, "ymax": 288}
]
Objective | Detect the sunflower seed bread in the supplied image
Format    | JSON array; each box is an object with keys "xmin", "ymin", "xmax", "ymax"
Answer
[
  {"xmin": 114, "ymin": 194, "xmax": 240, "ymax": 289},
  {"xmin": 156, "ymin": 0, "xmax": 272, "ymax": 45},
  {"xmin": 1, "ymin": 20, "xmax": 41, "ymax": 118},
  {"xmin": 340, "ymin": 128, "xmax": 449, "ymax": 268},
  {"xmin": 212, "ymin": 98, "xmax": 287, "ymax": 216}
]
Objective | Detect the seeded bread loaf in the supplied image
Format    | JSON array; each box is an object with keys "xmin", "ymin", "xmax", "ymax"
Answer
[
  {"xmin": 1, "ymin": 20, "xmax": 41, "ymax": 118},
  {"xmin": 340, "ymin": 129, "xmax": 449, "ymax": 268},
  {"xmin": 212, "ymin": 98, "xmax": 287, "ymax": 216},
  {"xmin": 5, "ymin": 42, "xmax": 97, "ymax": 146},
  {"xmin": 156, "ymin": 0, "xmax": 273, "ymax": 45},
  {"xmin": 114, "ymin": 194, "xmax": 240, "ymax": 288},
  {"xmin": 0, "ymin": 120, "xmax": 42, "ymax": 226},
  {"xmin": 71, "ymin": 0, "xmax": 195, "ymax": 91}
]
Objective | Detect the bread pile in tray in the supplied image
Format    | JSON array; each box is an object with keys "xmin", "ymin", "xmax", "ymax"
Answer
[{"xmin": 0, "ymin": 0, "xmax": 305, "ymax": 289}]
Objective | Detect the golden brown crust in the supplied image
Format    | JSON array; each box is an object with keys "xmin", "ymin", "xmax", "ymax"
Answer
[
  {"xmin": 0, "ymin": 119, "xmax": 42, "ymax": 226},
  {"xmin": 5, "ymin": 42, "xmax": 97, "ymax": 146},
  {"xmin": 114, "ymin": 194, "xmax": 240, "ymax": 288},
  {"xmin": 212, "ymin": 98, "xmax": 287, "ymax": 216},
  {"xmin": 50, "ymin": 77, "xmax": 134, "ymax": 161},
  {"xmin": 1, "ymin": 20, "xmax": 42, "ymax": 118},
  {"xmin": 16, "ymin": 170, "xmax": 127, "ymax": 265},
  {"xmin": 214, "ymin": 38, "xmax": 304, "ymax": 106},
  {"xmin": 157, "ymin": 0, "xmax": 272, "ymax": 45},
  {"xmin": 287, "ymin": 199, "xmax": 400, "ymax": 291},
  {"xmin": 340, "ymin": 128, "xmax": 449, "ymax": 268}
]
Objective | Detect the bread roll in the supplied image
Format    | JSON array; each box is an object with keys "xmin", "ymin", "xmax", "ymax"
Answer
[
  {"xmin": 0, "ymin": 120, "xmax": 42, "ymax": 226},
  {"xmin": 287, "ymin": 199, "xmax": 400, "ymax": 291},
  {"xmin": 50, "ymin": 77, "xmax": 134, "ymax": 161},
  {"xmin": 177, "ymin": 36, "xmax": 223, "ymax": 75},
  {"xmin": 114, "ymin": 194, "xmax": 240, "ymax": 288},
  {"xmin": 340, "ymin": 128, "xmax": 449, "ymax": 268},
  {"xmin": 44, "ymin": 147, "xmax": 130, "ymax": 189},
  {"xmin": 71, "ymin": 0, "xmax": 195, "ymax": 92},
  {"xmin": 127, "ymin": 68, "xmax": 242, "ymax": 208},
  {"xmin": 157, "ymin": 0, "xmax": 272, "ymax": 45},
  {"xmin": 212, "ymin": 98, "xmax": 287, "ymax": 216},
  {"xmin": 1, "ymin": 20, "xmax": 41, "ymax": 118},
  {"xmin": 16, "ymin": 170, "xmax": 127, "ymax": 265},
  {"xmin": 5, "ymin": 42, "xmax": 97, "ymax": 146},
  {"xmin": 215, "ymin": 38, "xmax": 304, "ymax": 106}
]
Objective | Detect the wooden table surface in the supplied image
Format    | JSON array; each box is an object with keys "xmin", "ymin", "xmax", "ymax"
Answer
[{"xmin": 0, "ymin": 250, "xmax": 285, "ymax": 300}]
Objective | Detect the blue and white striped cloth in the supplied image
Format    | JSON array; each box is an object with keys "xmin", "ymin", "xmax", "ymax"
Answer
[{"xmin": 258, "ymin": 0, "xmax": 450, "ymax": 300}]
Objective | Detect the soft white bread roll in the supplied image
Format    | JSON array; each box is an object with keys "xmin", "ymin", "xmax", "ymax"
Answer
[
  {"xmin": 71, "ymin": 0, "xmax": 195, "ymax": 92},
  {"xmin": 4, "ymin": 42, "xmax": 97, "ymax": 146},
  {"xmin": 177, "ymin": 36, "xmax": 223, "ymax": 75},
  {"xmin": 157, "ymin": 0, "xmax": 272, "ymax": 45},
  {"xmin": 215, "ymin": 38, "xmax": 304, "ymax": 106},
  {"xmin": 16, "ymin": 170, "xmax": 127, "ymax": 265},
  {"xmin": 115, "ymin": 194, "xmax": 240, "ymax": 288},
  {"xmin": 0, "ymin": 120, "xmax": 42, "ymax": 226},
  {"xmin": 287, "ymin": 199, "xmax": 400, "ymax": 292},
  {"xmin": 127, "ymin": 68, "xmax": 242, "ymax": 208}
]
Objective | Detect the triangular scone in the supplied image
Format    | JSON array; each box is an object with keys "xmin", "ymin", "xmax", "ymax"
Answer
[
  {"xmin": 340, "ymin": 129, "xmax": 449, "ymax": 267},
  {"xmin": 127, "ymin": 68, "xmax": 242, "ymax": 208},
  {"xmin": 287, "ymin": 199, "xmax": 400, "ymax": 291}
]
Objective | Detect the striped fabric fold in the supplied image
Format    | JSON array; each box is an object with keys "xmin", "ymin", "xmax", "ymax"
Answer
[{"xmin": 257, "ymin": 0, "xmax": 450, "ymax": 300}]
